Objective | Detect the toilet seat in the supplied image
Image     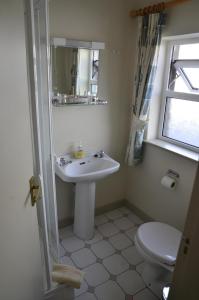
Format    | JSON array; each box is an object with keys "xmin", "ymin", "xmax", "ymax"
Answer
[{"xmin": 136, "ymin": 222, "xmax": 182, "ymax": 266}]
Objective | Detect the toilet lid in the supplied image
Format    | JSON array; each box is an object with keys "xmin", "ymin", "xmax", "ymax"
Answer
[{"xmin": 136, "ymin": 222, "xmax": 182, "ymax": 266}]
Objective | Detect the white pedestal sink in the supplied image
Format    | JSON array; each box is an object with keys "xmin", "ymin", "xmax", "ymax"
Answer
[{"xmin": 55, "ymin": 153, "xmax": 120, "ymax": 240}]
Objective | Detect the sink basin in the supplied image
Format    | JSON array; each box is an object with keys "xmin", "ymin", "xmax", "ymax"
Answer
[
  {"xmin": 55, "ymin": 153, "xmax": 120, "ymax": 182},
  {"xmin": 55, "ymin": 152, "xmax": 120, "ymax": 240}
]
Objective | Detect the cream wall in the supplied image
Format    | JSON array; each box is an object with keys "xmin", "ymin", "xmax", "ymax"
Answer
[
  {"xmin": 0, "ymin": 1, "xmax": 43, "ymax": 299},
  {"xmin": 126, "ymin": 0, "xmax": 199, "ymax": 231},
  {"xmin": 49, "ymin": 0, "xmax": 132, "ymax": 222},
  {"xmin": 50, "ymin": 0, "xmax": 198, "ymax": 230}
]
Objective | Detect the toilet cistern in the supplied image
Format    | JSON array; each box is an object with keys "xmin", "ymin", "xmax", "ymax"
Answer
[{"xmin": 55, "ymin": 152, "xmax": 120, "ymax": 240}]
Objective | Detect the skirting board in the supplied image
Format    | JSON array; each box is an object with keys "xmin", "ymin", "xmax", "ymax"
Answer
[
  {"xmin": 58, "ymin": 199, "xmax": 153, "ymax": 228},
  {"xmin": 124, "ymin": 200, "xmax": 153, "ymax": 223}
]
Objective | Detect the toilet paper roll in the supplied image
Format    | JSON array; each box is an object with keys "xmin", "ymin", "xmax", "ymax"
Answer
[{"xmin": 161, "ymin": 175, "xmax": 176, "ymax": 190}]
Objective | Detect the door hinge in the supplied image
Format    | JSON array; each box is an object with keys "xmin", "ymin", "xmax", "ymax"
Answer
[
  {"xmin": 29, "ymin": 176, "xmax": 41, "ymax": 206},
  {"xmin": 182, "ymin": 236, "xmax": 190, "ymax": 255}
]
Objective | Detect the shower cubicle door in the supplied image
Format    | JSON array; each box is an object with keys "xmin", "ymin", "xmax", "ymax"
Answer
[{"xmin": 24, "ymin": 0, "xmax": 59, "ymax": 291}]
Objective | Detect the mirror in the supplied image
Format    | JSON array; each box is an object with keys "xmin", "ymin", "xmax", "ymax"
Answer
[{"xmin": 51, "ymin": 38, "xmax": 107, "ymax": 105}]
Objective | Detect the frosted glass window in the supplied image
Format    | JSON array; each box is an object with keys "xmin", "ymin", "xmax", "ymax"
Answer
[
  {"xmin": 163, "ymin": 98, "xmax": 199, "ymax": 148},
  {"xmin": 160, "ymin": 39, "xmax": 199, "ymax": 151}
]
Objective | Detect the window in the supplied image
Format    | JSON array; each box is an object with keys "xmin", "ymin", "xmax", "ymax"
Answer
[{"xmin": 159, "ymin": 39, "xmax": 199, "ymax": 151}]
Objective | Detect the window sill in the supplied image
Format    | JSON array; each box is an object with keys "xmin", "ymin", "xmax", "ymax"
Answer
[{"xmin": 145, "ymin": 139, "xmax": 199, "ymax": 162}]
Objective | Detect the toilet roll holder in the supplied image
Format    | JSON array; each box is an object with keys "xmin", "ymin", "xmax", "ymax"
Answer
[{"xmin": 167, "ymin": 169, "xmax": 180, "ymax": 179}]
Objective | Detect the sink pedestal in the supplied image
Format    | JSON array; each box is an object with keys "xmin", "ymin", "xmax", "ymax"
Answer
[{"xmin": 74, "ymin": 182, "xmax": 96, "ymax": 240}]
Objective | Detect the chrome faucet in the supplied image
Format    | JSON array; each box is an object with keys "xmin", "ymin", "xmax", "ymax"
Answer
[
  {"xmin": 94, "ymin": 150, "xmax": 105, "ymax": 158},
  {"xmin": 59, "ymin": 157, "xmax": 72, "ymax": 166}
]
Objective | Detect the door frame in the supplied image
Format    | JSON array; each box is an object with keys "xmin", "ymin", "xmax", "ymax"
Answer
[
  {"xmin": 24, "ymin": 0, "xmax": 59, "ymax": 291},
  {"xmin": 169, "ymin": 164, "xmax": 199, "ymax": 299}
]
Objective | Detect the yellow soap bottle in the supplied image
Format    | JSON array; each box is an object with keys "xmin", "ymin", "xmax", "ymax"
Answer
[{"xmin": 73, "ymin": 144, "xmax": 85, "ymax": 159}]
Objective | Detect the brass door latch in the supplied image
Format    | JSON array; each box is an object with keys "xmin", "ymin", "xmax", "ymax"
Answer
[{"xmin": 29, "ymin": 176, "xmax": 41, "ymax": 206}]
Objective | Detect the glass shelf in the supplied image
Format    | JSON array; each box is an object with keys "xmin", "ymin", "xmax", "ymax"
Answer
[{"xmin": 52, "ymin": 98, "xmax": 108, "ymax": 106}]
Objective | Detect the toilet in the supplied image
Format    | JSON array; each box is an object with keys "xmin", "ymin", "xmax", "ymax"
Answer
[{"xmin": 135, "ymin": 222, "xmax": 182, "ymax": 298}]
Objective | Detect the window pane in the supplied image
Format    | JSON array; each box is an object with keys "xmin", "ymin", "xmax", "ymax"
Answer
[
  {"xmin": 182, "ymin": 67, "xmax": 199, "ymax": 89},
  {"xmin": 163, "ymin": 98, "xmax": 199, "ymax": 148},
  {"xmin": 169, "ymin": 43, "xmax": 199, "ymax": 92},
  {"xmin": 177, "ymin": 43, "xmax": 199, "ymax": 60}
]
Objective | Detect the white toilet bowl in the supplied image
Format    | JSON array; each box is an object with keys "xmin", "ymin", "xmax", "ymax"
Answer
[{"xmin": 135, "ymin": 222, "xmax": 181, "ymax": 298}]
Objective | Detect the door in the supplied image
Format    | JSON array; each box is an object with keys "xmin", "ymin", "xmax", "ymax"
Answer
[
  {"xmin": 24, "ymin": 0, "xmax": 59, "ymax": 291},
  {"xmin": 169, "ymin": 164, "xmax": 199, "ymax": 300},
  {"xmin": 0, "ymin": 1, "xmax": 43, "ymax": 299}
]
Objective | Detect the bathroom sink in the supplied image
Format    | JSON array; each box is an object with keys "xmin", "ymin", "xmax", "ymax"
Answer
[
  {"xmin": 55, "ymin": 152, "xmax": 120, "ymax": 240},
  {"xmin": 55, "ymin": 153, "xmax": 120, "ymax": 183}
]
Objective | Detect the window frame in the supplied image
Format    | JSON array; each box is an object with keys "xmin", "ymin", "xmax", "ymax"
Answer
[{"xmin": 158, "ymin": 37, "xmax": 199, "ymax": 152}]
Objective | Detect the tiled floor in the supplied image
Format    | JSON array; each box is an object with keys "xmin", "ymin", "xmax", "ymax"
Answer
[{"xmin": 59, "ymin": 207, "xmax": 159, "ymax": 300}]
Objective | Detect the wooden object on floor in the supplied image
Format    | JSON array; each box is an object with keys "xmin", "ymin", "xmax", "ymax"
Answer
[{"xmin": 52, "ymin": 264, "xmax": 85, "ymax": 289}]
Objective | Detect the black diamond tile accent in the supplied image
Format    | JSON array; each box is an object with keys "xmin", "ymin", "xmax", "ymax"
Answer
[
  {"xmin": 96, "ymin": 258, "xmax": 103, "ymax": 263},
  {"xmin": 109, "ymin": 274, "xmax": 117, "ymax": 281},
  {"xmin": 87, "ymin": 286, "xmax": 95, "ymax": 293},
  {"xmin": 126, "ymin": 295, "xmax": 133, "ymax": 300},
  {"xmin": 64, "ymin": 251, "xmax": 71, "ymax": 257}
]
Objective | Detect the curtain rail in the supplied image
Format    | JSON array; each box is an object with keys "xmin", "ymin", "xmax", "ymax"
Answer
[{"xmin": 129, "ymin": 0, "xmax": 191, "ymax": 17}]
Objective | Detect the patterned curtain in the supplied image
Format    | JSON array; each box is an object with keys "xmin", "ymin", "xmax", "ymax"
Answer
[{"xmin": 125, "ymin": 13, "xmax": 166, "ymax": 166}]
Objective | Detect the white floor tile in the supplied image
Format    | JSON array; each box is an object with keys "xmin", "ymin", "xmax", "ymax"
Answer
[
  {"xmin": 71, "ymin": 248, "xmax": 96, "ymax": 269},
  {"xmin": 91, "ymin": 240, "xmax": 115, "ymax": 259},
  {"xmin": 95, "ymin": 214, "xmax": 109, "ymax": 226},
  {"xmin": 117, "ymin": 270, "xmax": 145, "ymax": 295},
  {"xmin": 86, "ymin": 230, "xmax": 103, "ymax": 245},
  {"xmin": 122, "ymin": 246, "xmax": 143, "ymax": 266},
  {"xmin": 134, "ymin": 288, "xmax": 158, "ymax": 300},
  {"xmin": 84, "ymin": 263, "xmax": 109, "ymax": 287},
  {"xmin": 119, "ymin": 206, "xmax": 132, "ymax": 215},
  {"xmin": 60, "ymin": 255, "xmax": 75, "ymax": 267},
  {"xmin": 125, "ymin": 227, "xmax": 138, "ymax": 242},
  {"xmin": 98, "ymin": 222, "xmax": 119, "ymax": 237},
  {"xmin": 114, "ymin": 217, "xmax": 134, "ymax": 231},
  {"xmin": 109, "ymin": 233, "xmax": 132, "ymax": 250},
  {"xmin": 59, "ymin": 225, "xmax": 73, "ymax": 240},
  {"xmin": 75, "ymin": 280, "xmax": 88, "ymax": 297},
  {"xmin": 59, "ymin": 243, "xmax": 66, "ymax": 257},
  {"xmin": 128, "ymin": 213, "xmax": 143, "ymax": 225},
  {"xmin": 62, "ymin": 236, "xmax": 85, "ymax": 253},
  {"xmin": 136, "ymin": 262, "xmax": 145, "ymax": 275},
  {"xmin": 103, "ymin": 254, "xmax": 129, "ymax": 275},
  {"xmin": 95, "ymin": 280, "xmax": 125, "ymax": 300},
  {"xmin": 105, "ymin": 209, "xmax": 123, "ymax": 220},
  {"xmin": 75, "ymin": 292, "xmax": 97, "ymax": 300}
]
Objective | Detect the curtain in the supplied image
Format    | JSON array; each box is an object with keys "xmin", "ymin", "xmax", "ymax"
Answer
[{"xmin": 125, "ymin": 13, "xmax": 166, "ymax": 166}]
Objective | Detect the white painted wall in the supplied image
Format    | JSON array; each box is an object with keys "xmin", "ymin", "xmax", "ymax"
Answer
[
  {"xmin": 50, "ymin": 0, "xmax": 198, "ymax": 231},
  {"xmin": 49, "ymin": 0, "xmax": 132, "ymax": 222},
  {"xmin": 126, "ymin": 0, "xmax": 199, "ymax": 231},
  {"xmin": 0, "ymin": 1, "xmax": 43, "ymax": 299}
]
